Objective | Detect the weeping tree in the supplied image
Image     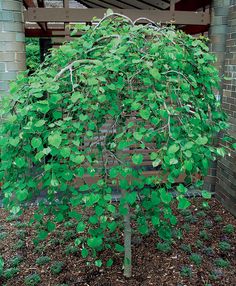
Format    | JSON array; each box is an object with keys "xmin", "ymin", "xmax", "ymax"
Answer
[{"xmin": 0, "ymin": 12, "xmax": 231, "ymax": 277}]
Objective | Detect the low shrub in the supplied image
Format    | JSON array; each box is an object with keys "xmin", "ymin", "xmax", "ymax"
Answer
[
  {"xmin": 190, "ymin": 253, "xmax": 202, "ymax": 266},
  {"xmin": 214, "ymin": 258, "xmax": 230, "ymax": 268},
  {"xmin": 35, "ymin": 256, "xmax": 51, "ymax": 266},
  {"xmin": 3, "ymin": 267, "xmax": 19, "ymax": 280},
  {"xmin": 24, "ymin": 273, "xmax": 41, "ymax": 286},
  {"xmin": 50, "ymin": 261, "xmax": 64, "ymax": 275}
]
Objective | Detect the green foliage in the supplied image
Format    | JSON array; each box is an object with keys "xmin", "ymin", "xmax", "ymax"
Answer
[
  {"xmin": 189, "ymin": 253, "xmax": 202, "ymax": 266},
  {"xmin": 0, "ymin": 256, "xmax": 4, "ymax": 276},
  {"xmin": 24, "ymin": 273, "xmax": 41, "ymax": 286},
  {"xmin": 180, "ymin": 243, "xmax": 192, "ymax": 254},
  {"xmin": 0, "ymin": 232, "xmax": 8, "ymax": 240},
  {"xmin": 181, "ymin": 223, "xmax": 190, "ymax": 233},
  {"xmin": 50, "ymin": 261, "xmax": 64, "ymax": 274},
  {"xmin": 3, "ymin": 267, "xmax": 19, "ymax": 279},
  {"xmin": 15, "ymin": 222, "xmax": 28, "ymax": 229},
  {"xmin": 156, "ymin": 241, "xmax": 172, "ymax": 253},
  {"xmin": 223, "ymin": 224, "xmax": 234, "ymax": 235},
  {"xmin": 195, "ymin": 239, "xmax": 204, "ymax": 249},
  {"xmin": 199, "ymin": 230, "xmax": 210, "ymax": 240},
  {"xmin": 203, "ymin": 219, "xmax": 213, "ymax": 229},
  {"xmin": 13, "ymin": 239, "xmax": 25, "ymax": 250},
  {"xmin": 180, "ymin": 209, "xmax": 192, "ymax": 217},
  {"xmin": 9, "ymin": 255, "xmax": 23, "ymax": 267},
  {"xmin": 63, "ymin": 230, "xmax": 76, "ymax": 241},
  {"xmin": 214, "ymin": 215, "xmax": 223, "ymax": 223},
  {"xmin": 203, "ymin": 246, "xmax": 214, "ymax": 256},
  {"xmin": 16, "ymin": 229, "xmax": 27, "ymax": 239},
  {"xmin": 184, "ymin": 215, "xmax": 197, "ymax": 224},
  {"xmin": 180, "ymin": 266, "xmax": 192, "ymax": 277},
  {"xmin": 196, "ymin": 211, "xmax": 206, "ymax": 218},
  {"xmin": 219, "ymin": 241, "xmax": 231, "ymax": 252},
  {"xmin": 35, "ymin": 256, "xmax": 51, "ymax": 266},
  {"xmin": 214, "ymin": 258, "xmax": 230, "ymax": 268},
  {"xmin": 0, "ymin": 12, "xmax": 230, "ymax": 274},
  {"xmin": 64, "ymin": 244, "xmax": 78, "ymax": 255},
  {"xmin": 25, "ymin": 38, "xmax": 40, "ymax": 71}
]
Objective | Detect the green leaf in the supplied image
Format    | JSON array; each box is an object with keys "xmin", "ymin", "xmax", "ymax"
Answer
[
  {"xmin": 95, "ymin": 260, "xmax": 102, "ymax": 267},
  {"xmin": 202, "ymin": 190, "xmax": 212, "ymax": 199},
  {"xmin": 31, "ymin": 137, "xmax": 42, "ymax": 149},
  {"xmin": 160, "ymin": 189, "xmax": 172, "ymax": 204},
  {"xmin": 169, "ymin": 158, "xmax": 178, "ymax": 165},
  {"xmin": 9, "ymin": 137, "xmax": 20, "ymax": 147},
  {"xmin": 60, "ymin": 147, "xmax": 71, "ymax": 158},
  {"xmin": 76, "ymin": 222, "xmax": 86, "ymax": 233},
  {"xmin": 87, "ymin": 237, "xmax": 102, "ymax": 248},
  {"xmin": 81, "ymin": 248, "xmax": 88, "ymax": 258},
  {"xmin": 138, "ymin": 224, "xmax": 149, "ymax": 235},
  {"xmin": 178, "ymin": 197, "xmax": 191, "ymax": 209},
  {"xmin": 132, "ymin": 154, "xmax": 143, "ymax": 165},
  {"xmin": 48, "ymin": 132, "xmax": 62, "ymax": 148},
  {"xmin": 15, "ymin": 157, "xmax": 26, "ymax": 168},
  {"xmin": 16, "ymin": 189, "xmax": 28, "ymax": 201},
  {"xmin": 34, "ymin": 119, "xmax": 46, "ymax": 127},
  {"xmin": 216, "ymin": 147, "xmax": 226, "ymax": 157},
  {"xmin": 115, "ymin": 243, "xmax": 124, "ymax": 252},
  {"xmin": 106, "ymin": 258, "xmax": 113, "ymax": 267},
  {"xmin": 168, "ymin": 144, "xmax": 179, "ymax": 154},
  {"xmin": 107, "ymin": 204, "xmax": 116, "ymax": 213},
  {"xmin": 151, "ymin": 216, "xmax": 160, "ymax": 226},
  {"xmin": 126, "ymin": 192, "xmax": 137, "ymax": 205},
  {"xmin": 183, "ymin": 141, "xmax": 193, "ymax": 150},
  {"xmin": 184, "ymin": 160, "xmax": 193, "ymax": 171},
  {"xmin": 152, "ymin": 158, "xmax": 161, "ymax": 167},
  {"xmin": 47, "ymin": 221, "xmax": 56, "ymax": 232},
  {"xmin": 71, "ymin": 155, "xmax": 85, "ymax": 164},
  {"xmin": 196, "ymin": 136, "xmax": 208, "ymax": 145},
  {"xmin": 71, "ymin": 92, "xmax": 83, "ymax": 103},
  {"xmin": 140, "ymin": 108, "xmax": 150, "ymax": 120},
  {"xmin": 133, "ymin": 132, "xmax": 143, "ymax": 141},
  {"xmin": 149, "ymin": 68, "xmax": 161, "ymax": 80},
  {"xmin": 38, "ymin": 230, "xmax": 48, "ymax": 241}
]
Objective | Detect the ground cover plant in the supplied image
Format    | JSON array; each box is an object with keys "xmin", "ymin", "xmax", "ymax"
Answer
[
  {"xmin": 0, "ymin": 11, "xmax": 233, "ymax": 279},
  {"xmin": 0, "ymin": 198, "xmax": 235, "ymax": 285}
]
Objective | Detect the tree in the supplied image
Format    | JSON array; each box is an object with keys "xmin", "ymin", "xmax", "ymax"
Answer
[{"xmin": 0, "ymin": 12, "xmax": 230, "ymax": 277}]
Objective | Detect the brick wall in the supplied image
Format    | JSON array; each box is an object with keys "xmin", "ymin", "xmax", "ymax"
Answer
[
  {"xmin": 0, "ymin": 0, "xmax": 25, "ymax": 96},
  {"xmin": 215, "ymin": 1, "xmax": 236, "ymax": 216},
  {"xmin": 206, "ymin": 0, "xmax": 230, "ymax": 192}
]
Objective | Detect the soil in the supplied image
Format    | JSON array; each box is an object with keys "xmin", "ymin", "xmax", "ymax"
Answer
[{"xmin": 0, "ymin": 198, "xmax": 235, "ymax": 286}]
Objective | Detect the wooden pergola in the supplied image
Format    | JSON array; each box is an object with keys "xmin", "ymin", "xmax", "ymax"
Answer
[{"xmin": 23, "ymin": 0, "xmax": 211, "ymax": 42}]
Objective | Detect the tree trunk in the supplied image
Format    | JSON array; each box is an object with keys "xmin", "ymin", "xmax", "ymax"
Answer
[{"xmin": 121, "ymin": 189, "xmax": 132, "ymax": 278}]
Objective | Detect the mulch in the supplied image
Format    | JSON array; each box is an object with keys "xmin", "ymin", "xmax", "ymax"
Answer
[{"xmin": 0, "ymin": 197, "xmax": 235, "ymax": 286}]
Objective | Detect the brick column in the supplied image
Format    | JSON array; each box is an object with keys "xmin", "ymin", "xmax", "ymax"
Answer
[
  {"xmin": 0, "ymin": 0, "xmax": 26, "ymax": 96},
  {"xmin": 205, "ymin": 0, "xmax": 230, "ymax": 192},
  {"xmin": 215, "ymin": 1, "xmax": 236, "ymax": 216}
]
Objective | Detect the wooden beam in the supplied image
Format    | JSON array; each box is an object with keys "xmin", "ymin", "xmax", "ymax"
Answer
[
  {"xmin": 23, "ymin": 0, "xmax": 47, "ymax": 31},
  {"xmin": 24, "ymin": 8, "xmax": 210, "ymax": 25},
  {"xmin": 25, "ymin": 29, "xmax": 83, "ymax": 37}
]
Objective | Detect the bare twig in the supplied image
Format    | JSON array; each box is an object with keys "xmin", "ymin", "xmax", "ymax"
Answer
[
  {"xmin": 54, "ymin": 59, "xmax": 101, "ymax": 81},
  {"xmin": 94, "ymin": 13, "xmax": 134, "ymax": 29},
  {"xmin": 162, "ymin": 70, "xmax": 193, "ymax": 86}
]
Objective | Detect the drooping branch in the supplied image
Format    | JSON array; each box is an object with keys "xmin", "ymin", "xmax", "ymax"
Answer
[{"xmin": 54, "ymin": 59, "xmax": 102, "ymax": 80}]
